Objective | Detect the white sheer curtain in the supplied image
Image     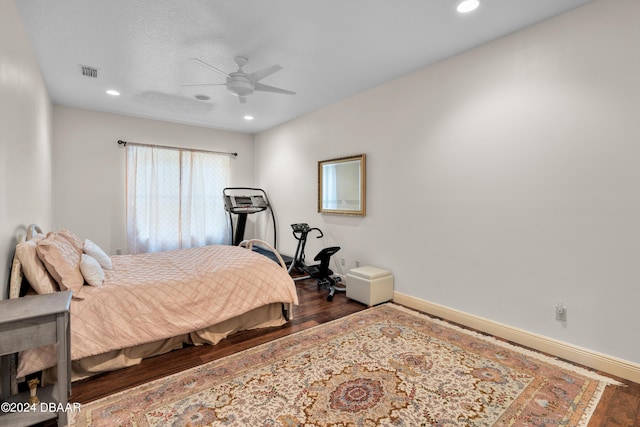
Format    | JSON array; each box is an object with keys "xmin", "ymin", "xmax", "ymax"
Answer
[{"xmin": 126, "ymin": 144, "xmax": 230, "ymax": 254}]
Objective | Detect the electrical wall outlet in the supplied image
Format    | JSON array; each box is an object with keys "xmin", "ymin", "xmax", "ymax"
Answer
[
  {"xmin": 555, "ymin": 302, "xmax": 567, "ymax": 321},
  {"xmin": 355, "ymin": 260, "xmax": 360, "ymax": 267},
  {"xmin": 340, "ymin": 257, "xmax": 346, "ymax": 266},
  {"xmin": 116, "ymin": 248, "xmax": 122, "ymax": 255}
]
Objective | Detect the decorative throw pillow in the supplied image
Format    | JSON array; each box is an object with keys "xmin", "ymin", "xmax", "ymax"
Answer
[
  {"xmin": 80, "ymin": 254, "xmax": 105, "ymax": 287},
  {"xmin": 36, "ymin": 232, "xmax": 84, "ymax": 294},
  {"xmin": 15, "ymin": 239, "xmax": 59, "ymax": 294},
  {"xmin": 57, "ymin": 229, "xmax": 84, "ymax": 254},
  {"xmin": 83, "ymin": 239, "xmax": 112, "ymax": 270}
]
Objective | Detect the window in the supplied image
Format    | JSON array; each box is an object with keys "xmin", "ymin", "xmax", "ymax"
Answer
[{"xmin": 126, "ymin": 144, "xmax": 230, "ymax": 253}]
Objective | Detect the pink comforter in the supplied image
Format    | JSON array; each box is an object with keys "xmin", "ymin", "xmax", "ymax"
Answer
[{"xmin": 18, "ymin": 245, "xmax": 297, "ymax": 377}]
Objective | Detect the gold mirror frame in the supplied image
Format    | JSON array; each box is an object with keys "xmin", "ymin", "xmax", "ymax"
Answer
[{"xmin": 318, "ymin": 154, "xmax": 366, "ymax": 216}]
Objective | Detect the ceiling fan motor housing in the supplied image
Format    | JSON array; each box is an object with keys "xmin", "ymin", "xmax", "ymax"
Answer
[{"xmin": 226, "ymin": 73, "xmax": 254, "ymax": 96}]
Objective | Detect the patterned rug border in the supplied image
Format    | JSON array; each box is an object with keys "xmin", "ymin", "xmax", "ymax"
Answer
[
  {"xmin": 388, "ymin": 303, "xmax": 621, "ymax": 385},
  {"xmin": 387, "ymin": 304, "xmax": 622, "ymax": 426},
  {"xmin": 72, "ymin": 302, "xmax": 622, "ymax": 426}
]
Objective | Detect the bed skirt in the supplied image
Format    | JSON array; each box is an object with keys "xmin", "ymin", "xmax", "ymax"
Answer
[{"xmin": 42, "ymin": 303, "xmax": 286, "ymax": 383}]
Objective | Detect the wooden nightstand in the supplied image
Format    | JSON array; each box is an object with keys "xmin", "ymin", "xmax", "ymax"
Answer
[{"xmin": 0, "ymin": 291, "xmax": 72, "ymax": 427}]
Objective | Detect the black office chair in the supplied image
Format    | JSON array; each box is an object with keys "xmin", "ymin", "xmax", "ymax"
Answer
[{"xmin": 303, "ymin": 246, "xmax": 345, "ymax": 301}]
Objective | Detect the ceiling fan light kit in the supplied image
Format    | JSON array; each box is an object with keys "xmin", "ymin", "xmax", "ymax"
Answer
[
  {"xmin": 226, "ymin": 77, "xmax": 254, "ymax": 96},
  {"xmin": 187, "ymin": 56, "xmax": 296, "ymax": 104}
]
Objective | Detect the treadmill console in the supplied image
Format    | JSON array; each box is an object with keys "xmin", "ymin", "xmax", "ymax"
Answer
[{"xmin": 224, "ymin": 194, "xmax": 268, "ymax": 213}]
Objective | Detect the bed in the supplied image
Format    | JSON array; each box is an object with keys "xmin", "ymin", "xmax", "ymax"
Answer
[{"xmin": 7, "ymin": 224, "xmax": 298, "ymax": 388}]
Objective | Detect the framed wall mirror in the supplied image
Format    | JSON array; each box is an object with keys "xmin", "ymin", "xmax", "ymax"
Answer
[{"xmin": 318, "ymin": 154, "xmax": 366, "ymax": 216}]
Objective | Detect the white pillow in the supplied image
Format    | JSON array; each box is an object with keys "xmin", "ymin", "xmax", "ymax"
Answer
[
  {"xmin": 83, "ymin": 239, "xmax": 112, "ymax": 270},
  {"xmin": 80, "ymin": 254, "xmax": 105, "ymax": 287}
]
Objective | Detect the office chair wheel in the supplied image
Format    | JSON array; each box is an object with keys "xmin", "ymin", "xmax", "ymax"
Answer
[{"xmin": 327, "ymin": 294, "xmax": 333, "ymax": 302}]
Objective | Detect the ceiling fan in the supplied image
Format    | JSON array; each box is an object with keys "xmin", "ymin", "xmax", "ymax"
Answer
[{"xmin": 185, "ymin": 56, "xmax": 296, "ymax": 103}]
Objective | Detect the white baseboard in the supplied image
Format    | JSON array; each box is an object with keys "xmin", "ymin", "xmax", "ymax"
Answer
[{"xmin": 393, "ymin": 291, "xmax": 640, "ymax": 384}]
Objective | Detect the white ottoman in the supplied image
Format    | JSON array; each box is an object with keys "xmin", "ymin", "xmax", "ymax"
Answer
[{"xmin": 346, "ymin": 266, "xmax": 394, "ymax": 306}]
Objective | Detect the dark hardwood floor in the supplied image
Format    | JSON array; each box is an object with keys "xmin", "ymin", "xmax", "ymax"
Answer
[{"xmin": 56, "ymin": 278, "xmax": 639, "ymax": 425}]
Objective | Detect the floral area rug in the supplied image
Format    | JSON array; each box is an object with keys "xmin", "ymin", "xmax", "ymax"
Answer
[{"xmin": 70, "ymin": 304, "xmax": 619, "ymax": 426}]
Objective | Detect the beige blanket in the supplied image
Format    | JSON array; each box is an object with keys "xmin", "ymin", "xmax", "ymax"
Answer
[{"xmin": 18, "ymin": 245, "xmax": 298, "ymax": 378}]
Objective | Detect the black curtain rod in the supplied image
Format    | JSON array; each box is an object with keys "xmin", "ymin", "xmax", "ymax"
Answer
[{"xmin": 117, "ymin": 140, "xmax": 238, "ymax": 157}]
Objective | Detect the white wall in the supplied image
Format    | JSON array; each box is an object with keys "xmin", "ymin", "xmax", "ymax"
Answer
[
  {"xmin": 256, "ymin": 0, "xmax": 640, "ymax": 364},
  {"xmin": 52, "ymin": 106, "xmax": 254, "ymax": 255},
  {"xmin": 0, "ymin": 0, "xmax": 53, "ymax": 298}
]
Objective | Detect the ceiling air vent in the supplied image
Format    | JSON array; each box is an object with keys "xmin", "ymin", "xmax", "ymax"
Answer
[{"xmin": 80, "ymin": 65, "xmax": 98, "ymax": 78}]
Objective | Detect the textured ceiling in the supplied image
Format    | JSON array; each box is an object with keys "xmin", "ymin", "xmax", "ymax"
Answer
[{"xmin": 16, "ymin": 0, "xmax": 593, "ymax": 134}]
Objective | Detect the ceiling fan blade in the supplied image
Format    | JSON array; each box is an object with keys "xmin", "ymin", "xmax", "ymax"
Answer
[
  {"xmin": 254, "ymin": 82, "xmax": 296, "ymax": 95},
  {"xmin": 181, "ymin": 83, "xmax": 226, "ymax": 87},
  {"xmin": 247, "ymin": 64, "xmax": 283, "ymax": 83},
  {"xmin": 190, "ymin": 58, "xmax": 229, "ymax": 77},
  {"xmin": 238, "ymin": 96, "xmax": 248, "ymax": 104}
]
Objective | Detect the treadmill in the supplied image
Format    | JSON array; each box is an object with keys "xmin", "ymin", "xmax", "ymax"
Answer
[{"xmin": 223, "ymin": 187, "xmax": 292, "ymax": 265}]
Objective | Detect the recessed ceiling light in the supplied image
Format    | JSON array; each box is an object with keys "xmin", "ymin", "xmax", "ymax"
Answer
[
  {"xmin": 244, "ymin": 115, "xmax": 254, "ymax": 121},
  {"xmin": 195, "ymin": 94, "xmax": 210, "ymax": 101},
  {"xmin": 457, "ymin": 0, "xmax": 479, "ymax": 13},
  {"xmin": 106, "ymin": 89, "xmax": 120, "ymax": 96}
]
